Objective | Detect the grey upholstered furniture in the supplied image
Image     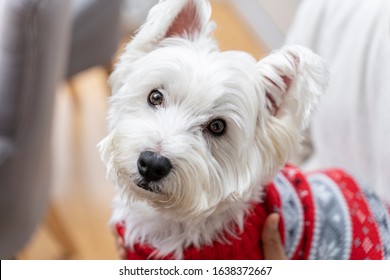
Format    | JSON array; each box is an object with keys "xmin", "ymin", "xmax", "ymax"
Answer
[
  {"xmin": 0, "ymin": 0, "xmax": 71, "ymax": 259},
  {"xmin": 67, "ymin": 0, "xmax": 122, "ymax": 77},
  {"xmin": 0, "ymin": 0, "xmax": 121, "ymax": 258}
]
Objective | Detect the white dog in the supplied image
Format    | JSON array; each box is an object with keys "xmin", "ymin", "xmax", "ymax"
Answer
[{"xmin": 99, "ymin": 0, "xmax": 390, "ymax": 259}]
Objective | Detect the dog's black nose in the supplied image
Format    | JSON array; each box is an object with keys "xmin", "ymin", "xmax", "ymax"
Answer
[{"xmin": 137, "ymin": 151, "xmax": 172, "ymax": 182}]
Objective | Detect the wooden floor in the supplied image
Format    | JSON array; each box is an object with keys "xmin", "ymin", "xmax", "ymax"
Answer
[{"xmin": 18, "ymin": 0, "xmax": 266, "ymax": 260}]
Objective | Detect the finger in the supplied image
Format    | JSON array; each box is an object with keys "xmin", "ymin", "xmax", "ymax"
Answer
[{"xmin": 262, "ymin": 213, "xmax": 288, "ymax": 260}]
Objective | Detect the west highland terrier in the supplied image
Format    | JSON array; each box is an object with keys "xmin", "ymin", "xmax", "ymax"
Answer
[{"xmin": 99, "ymin": 0, "xmax": 390, "ymax": 259}]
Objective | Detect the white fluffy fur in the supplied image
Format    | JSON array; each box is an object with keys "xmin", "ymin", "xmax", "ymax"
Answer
[{"xmin": 98, "ymin": 0, "xmax": 328, "ymax": 259}]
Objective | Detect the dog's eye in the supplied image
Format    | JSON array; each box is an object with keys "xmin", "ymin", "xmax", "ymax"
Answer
[
  {"xmin": 148, "ymin": 89, "xmax": 164, "ymax": 107},
  {"xmin": 207, "ymin": 119, "xmax": 226, "ymax": 136}
]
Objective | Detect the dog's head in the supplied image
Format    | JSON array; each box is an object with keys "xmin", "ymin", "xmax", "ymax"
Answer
[{"xmin": 99, "ymin": 0, "xmax": 328, "ymax": 221}]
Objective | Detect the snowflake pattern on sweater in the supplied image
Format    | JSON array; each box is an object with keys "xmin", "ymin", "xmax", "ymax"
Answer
[{"xmin": 116, "ymin": 165, "xmax": 390, "ymax": 260}]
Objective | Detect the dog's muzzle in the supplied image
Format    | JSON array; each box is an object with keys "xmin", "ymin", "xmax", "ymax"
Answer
[{"xmin": 137, "ymin": 151, "xmax": 172, "ymax": 189}]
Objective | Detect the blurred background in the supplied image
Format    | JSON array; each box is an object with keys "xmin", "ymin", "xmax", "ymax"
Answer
[
  {"xmin": 3, "ymin": 0, "xmax": 389, "ymax": 260},
  {"xmin": 0, "ymin": 0, "xmax": 301, "ymax": 260}
]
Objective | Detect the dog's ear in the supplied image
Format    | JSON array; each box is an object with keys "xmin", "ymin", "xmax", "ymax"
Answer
[
  {"xmin": 257, "ymin": 45, "xmax": 328, "ymax": 130},
  {"xmin": 110, "ymin": 0, "xmax": 213, "ymax": 95},
  {"xmin": 136, "ymin": 0, "xmax": 213, "ymax": 46},
  {"xmin": 254, "ymin": 45, "xmax": 328, "ymax": 173}
]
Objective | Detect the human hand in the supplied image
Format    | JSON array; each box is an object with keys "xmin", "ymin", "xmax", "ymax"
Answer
[{"xmin": 262, "ymin": 213, "xmax": 288, "ymax": 260}]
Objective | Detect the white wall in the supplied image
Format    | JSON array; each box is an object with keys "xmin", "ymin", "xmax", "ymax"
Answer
[{"xmin": 227, "ymin": 0, "xmax": 301, "ymax": 50}]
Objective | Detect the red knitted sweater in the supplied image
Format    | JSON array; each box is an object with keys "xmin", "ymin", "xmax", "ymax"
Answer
[{"xmin": 116, "ymin": 165, "xmax": 390, "ymax": 260}]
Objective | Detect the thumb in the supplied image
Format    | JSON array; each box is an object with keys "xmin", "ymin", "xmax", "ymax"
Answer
[{"xmin": 262, "ymin": 213, "xmax": 288, "ymax": 260}]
